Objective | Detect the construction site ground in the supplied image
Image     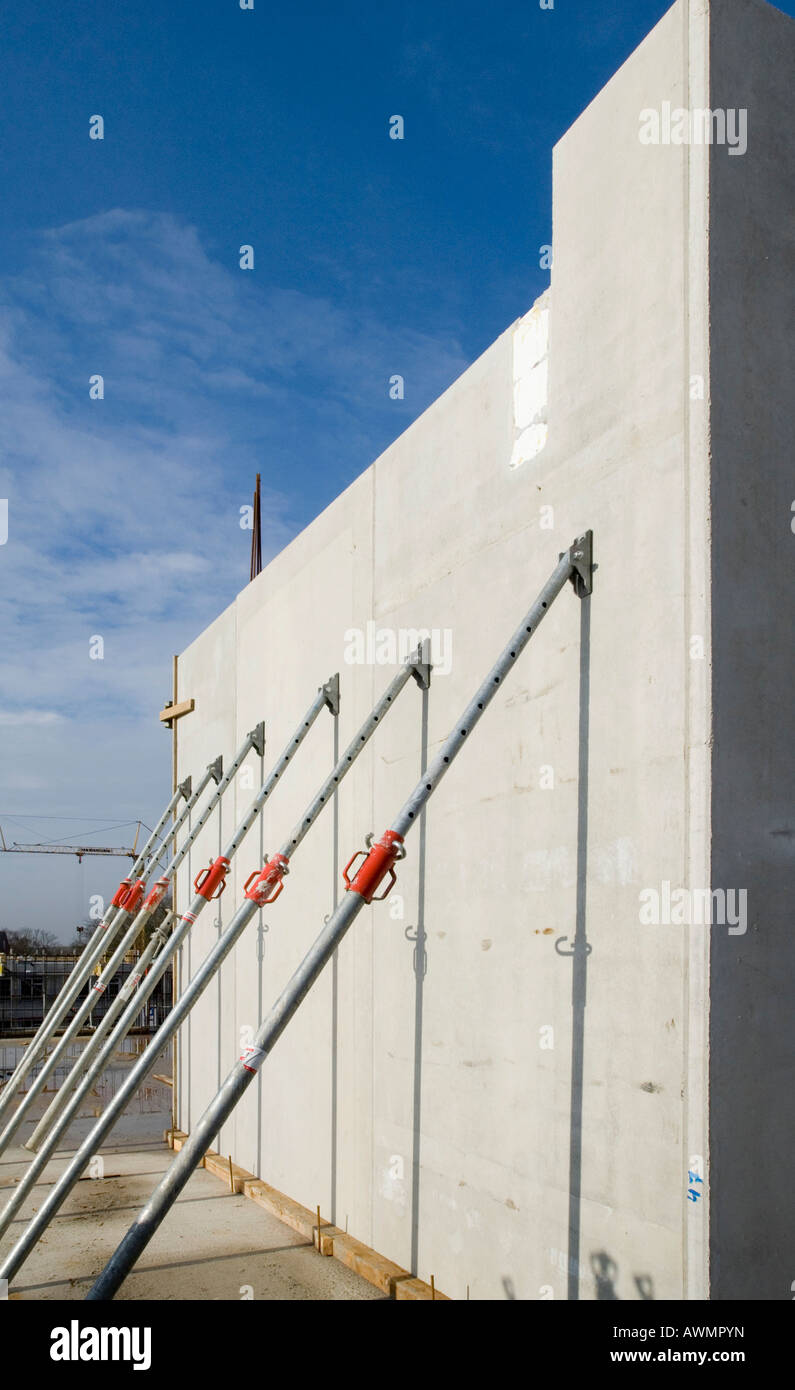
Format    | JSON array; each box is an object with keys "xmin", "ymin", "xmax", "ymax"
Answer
[{"xmin": 0, "ymin": 1038, "xmax": 383, "ymax": 1301}]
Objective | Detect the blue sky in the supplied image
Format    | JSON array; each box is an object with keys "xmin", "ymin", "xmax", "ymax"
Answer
[{"xmin": 1, "ymin": 0, "xmax": 792, "ymax": 936}]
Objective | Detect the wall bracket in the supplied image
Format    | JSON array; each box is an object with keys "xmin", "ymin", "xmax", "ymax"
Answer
[
  {"xmin": 562, "ymin": 531, "xmax": 594, "ymax": 598},
  {"xmin": 321, "ymin": 674, "xmax": 340, "ymax": 717},
  {"xmin": 249, "ymin": 722, "xmax": 267, "ymax": 758}
]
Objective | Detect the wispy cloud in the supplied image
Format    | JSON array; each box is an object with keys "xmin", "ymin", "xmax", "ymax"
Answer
[
  {"xmin": 0, "ymin": 208, "xmax": 468, "ymax": 932},
  {"xmin": 0, "ymin": 710, "xmax": 62, "ymax": 726}
]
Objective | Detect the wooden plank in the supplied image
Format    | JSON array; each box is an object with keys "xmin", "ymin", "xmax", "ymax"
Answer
[
  {"xmin": 158, "ymin": 698, "xmax": 195, "ymax": 725},
  {"xmin": 394, "ymin": 1276, "xmax": 450, "ymax": 1301},
  {"xmin": 245, "ymin": 1179, "xmax": 317, "ymax": 1241},
  {"xmin": 318, "ymin": 1229, "xmax": 409, "ymax": 1295},
  {"xmin": 163, "ymin": 1128, "xmax": 450, "ymax": 1300}
]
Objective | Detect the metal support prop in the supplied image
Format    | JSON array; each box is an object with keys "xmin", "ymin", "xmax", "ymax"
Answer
[
  {"xmin": 3, "ymin": 733, "xmax": 264, "ymax": 1157},
  {"xmin": 21, "ymin": 723, "xmax": 255, "ymax": 1152},
  {"xmin": 19, "ymin": 732, "xmax": 257, "ymax": 1154},
  {"xmin": 25, "ymin": 910, "xmax": 176, "ymax": 1152},
  {"xmin": 0, "ymin": 780, "xmax": 192, "ymax": 1127},
  {"xmin": 0, "ymin": 658, "xmax": 426, "ymax": 1279},
  {"xmin": 41, "ymin": 913, "xmax": 176, "ymax": 1125},
  {"xmin": 85, "ymin": 535, "xmax": 592, "ymax": 1300},
  {"xmin": 0, "ymin": 683, "xmax": 330, "ymax": 1261},
  {"xmin": 0, "ymin": 748, "xmax": 232, "ymax": 1156},
  {"xmin": 0, "ymin": 914, "xmax": 177, "ymax": 1243}
]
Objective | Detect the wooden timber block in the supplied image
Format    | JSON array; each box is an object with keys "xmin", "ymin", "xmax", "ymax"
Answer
[
  {"xmin": 395, "ymin": 1276, "xmax": 451, "ymax": 1301},
  {"xmin": 162, "ymin": 1127, "xmax": 449, "ymax": 1300}
]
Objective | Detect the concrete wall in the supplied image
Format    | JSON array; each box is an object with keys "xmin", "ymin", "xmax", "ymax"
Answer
[
  {"xmin": 707, "ymin": 0, "xmax": 795, "ymax": 1301},
  {"xmin": 172, "ymin": 0, "xmax": 793, "ymax": 1299}
]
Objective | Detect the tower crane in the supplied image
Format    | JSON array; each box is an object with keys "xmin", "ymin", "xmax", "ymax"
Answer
[{"xmin": 0, "ymin": 824, "xmax": 141, "ymax": 863}]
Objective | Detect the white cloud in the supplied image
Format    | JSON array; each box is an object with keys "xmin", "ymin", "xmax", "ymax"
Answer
[
  {"xmin": 0, "ymin": 710, "xmax": 62, "ymax": 726},
  {"xmin": 0, "ymin": 207, "xmax": 468, "ymax": 933}
]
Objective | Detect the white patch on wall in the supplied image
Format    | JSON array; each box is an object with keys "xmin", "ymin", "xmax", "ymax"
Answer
[
  {"xmin": 510, "ymin": 293, "xmax": 549, "ymax": 470},
  {"xmin": 522, "ymin": 845, "xmax": 576, "ymax": 892},
  {"xmin": 523, "ymin": 839, "xmax": 638, "ymax": 892},
  {"xmin": 379, "ymin": 1160, "xmax": 407, "ymax": 1207},
  {"xmin": 594, "ymin": 838, "xmax": 638, "ymax": 886}
]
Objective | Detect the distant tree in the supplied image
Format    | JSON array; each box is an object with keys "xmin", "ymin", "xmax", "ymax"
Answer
[
  {"xmin": 133, "ymin": 895, "xmax": 173, "ymax": 953},
  {"xmin": 65, "ymin": 916, "xmax": 99, "ymax": 953},
  {"xmin": 4, "ymin": 928, "xmax": 59, "ymax": 955},
  {"xmin": 59, "ymin": 897, "xmax": 173, "ymax": 959}
]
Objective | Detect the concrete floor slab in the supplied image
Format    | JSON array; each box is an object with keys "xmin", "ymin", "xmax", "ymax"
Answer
[{"xmin": 0, "ymin": 1042, "xmax": 383, "ymax": 1301}]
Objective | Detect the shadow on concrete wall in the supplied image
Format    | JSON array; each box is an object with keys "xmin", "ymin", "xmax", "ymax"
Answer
[
  {"xmin": 591, "ymin": 1251, "xmax": 619, "ymax": 1299},
  {"xmin": 330, "ymin": 711, "xmax": 340, "ymax": 1223},
  {"xmin": 590, "ymin": 1251, "xmax": 655, "ymax": 1301},
  {"xmin": 326, "ymin": 686, "xmax": 429, "ymax": 1257},
  {"xmin": 707, "ymin": 0, "xmax": 795, "ymax": 1300},
  {"xmin": 408, "ymin": 687, "xmax": 430, "ymax": 1275},
  {"xmin": 566, "ymin": 595, "xmax": 658, "ymax": 1304},
  {"xmin": 254, "ymin": 734, "xmax": 267, "ymax": 1180},
  {"xmin": 561, "ymin": 595, "xmax": 592, "ymax": 1299},
  {"xmin": 402, "ymin": 602, "xmax": 596, "ymax": 1293}
]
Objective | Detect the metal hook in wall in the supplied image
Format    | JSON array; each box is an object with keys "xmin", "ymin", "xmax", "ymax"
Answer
[{"xmin": 554, "ymin": 936, "xmax": 592, "ymax": 958}]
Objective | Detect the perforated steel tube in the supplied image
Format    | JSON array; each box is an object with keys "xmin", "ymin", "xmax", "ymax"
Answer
[
  {"xmin": 86, "ymin": 541, "xmax": 588, "ymax": 1300},
  {"xmin": 0, "ymin": 784, "xmax": 187, "ymax": 1127}
]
